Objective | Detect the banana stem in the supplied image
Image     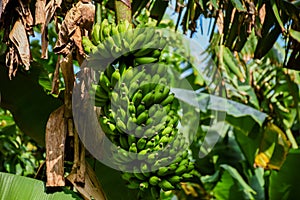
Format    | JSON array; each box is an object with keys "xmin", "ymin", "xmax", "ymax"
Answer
[
  {"xmin": 286, "ymin": 128, "xmax": 298, "ymax": 149},
  {"xmin": 115, "ymin": 0, "xmax": 132, "ymax": 23}
]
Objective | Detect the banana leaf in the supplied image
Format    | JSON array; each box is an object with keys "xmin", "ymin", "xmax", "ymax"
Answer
[
  {"xmin": 0, "ymin": 172, "xmax": 82, "ymax": 199},
  {"xmin": 172, "ymin": 89, "xmax": 267, "ymax": 126},
  {"xmin": 0, "ymin": 57, "xmax": 63, "ymax": 145},
  {"xmin": 269, "ymin": 149, "xmax": 300, "ymax": 200}
]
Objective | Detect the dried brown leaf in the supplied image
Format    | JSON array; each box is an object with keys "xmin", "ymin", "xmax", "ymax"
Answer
[
  {"xmin": 46, "ymin": 105, "xmax": 67, "ymax": 187},
  {"xmin": 35, "ymin": 0, "xmax": 46, "ymax": 25},
  {"xmin": 72, "ymin": 27, "xmax": 85, "ymax": 56},
  {"xmin": 41, "ymin": 0, "xmax": 62, "ymax": 59},
  {"xmin": 54, "ymin": 1, "xmax": 95, "ymax": 57},
  {"xmin": 3, "ymin": 0, "xmax": 34, "ymax": 78},
  {"xmin": 216, "ymin": 10, "xmax": 224, "ymax": 34},
  {"xmin": 5, "ymin": 46, "xmax": 18, "ymax": 79},
  {"xmin": 0, "ymin": 0, "xmax": 11, "ymax": 20},
  {"xmin": 259, "ymin": 4, "xmax": 266, "ymax": 26},
  {"xmin": 16, "ymin": 0, "xmax": 34, "ymax": 35},
  {"xmin": 8, "ymin": 20, "xmax": 30, "ymax": 71}
]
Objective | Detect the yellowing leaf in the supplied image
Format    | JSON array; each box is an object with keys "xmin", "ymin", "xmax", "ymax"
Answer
[
  {"xmin": 255, "ymin": 123, "xmax": 291, "ymax": 170},
  {"xmin": 289, "ymin": 29, "xmax": 300, "ymax": 43}
]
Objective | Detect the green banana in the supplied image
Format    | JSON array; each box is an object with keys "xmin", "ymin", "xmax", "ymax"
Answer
[
  {"xmin": 128, "ymin": 134, "xmax": 136, "ymax": 146},
  {"xmin": 102, "ymin": 25, "xmax": 111, "ymax": 38},
  {"xmin": 137, "ymin": 137, "xmax": 147, "ymax": 150},
  {"xmin": 121, "ymin": 172, "xmax": 134, "ymax": 182},
  {"xmin": 139, "ymin": 182, "xmax": 149, "ymax": 191},
  {"xmin": 111, "ymin": 25, "xmax": 121, "ymax": 47},
  {"xmin": 162, "ymin": 126, "xmax": 173, "ymax": 135},
  {"xmin": 133, "ymin": 168, "xmax": 146, "ymax": 181},
  {"xmin": 168, "ymin": 162, "xmax": 179, "ymax": 171},
  {"xmin": 134, "ymin": 126, "xmax": 144, "ymax": 138},
  {"xmin": 127, "ymin": 116, "xmax": 137, "ymax": 132},
  {"xmin": 105, "ymin": 64, "xmax": 115, "ymax": 78},
  {"xmin": 187, "ymin": 162, "xmax": 194, "ymax": 171},
  {"xmin": 151, "ymin": 49, "xmax": 161, "ymax": 58},
  {"xmin": 129, "ymin": 143, "xmax": 138, "ymax": 153},
  {"xmin": 136, "ymin": 104, "xmax": 146, "ymax": 116},
  {"xmin": 141, "ymin": 91, "xmax": 155, "ymax": 107},
  {"xmin": 130, "ymin": 33, "xmax": 146, "ymax": 51},
  {"xmin": 135, "ymin": 57, "xmax": 158, "ymax": 65},
  {"xmin": 129, "ymin": 68, "xmax": 146, "ymax": 86},
  {"xmin": 149, "ymin": 176, "xmax": 161, "ymax": 186},
  {"xmin": 161, "ymin": 94, "xmax": 175, "ymax": 106},
  {"xmin": 121, "ymin": 38, "xmax": 130, "ymax": 51},
  {"xmin": 119, "ymin": 134, "xmax": 129, "ymax": 150},
  {"xmin": 182, "ymin": 173, "xmax": 193, "ymax": 179},
  {"xmin": 157, "ymin": 166, "xmax": 170, "ymax": 176},
  {"xmin": 151, "ymin": 74, "xmax": 161, "ymax": 84},
  {"xmin": 99, "ymin": 117, "xmax": 115, "ymax": 136},
  {"xmin": 158, "ymin": 134, "xmax": 172, "ymax": 144},
  {"xmin": 116, "ymin": 117, "xmax": 127, "ymax": 132},
  {"xmin": 136, "ymin": 110, "xmax": 148, "ymax": 125},
  {"xmin": 127, "ymin": 181, "xmax": 140, "ymax": 189},
  {"xmin": 179, "ymin": 158, "xmax": 189, "ymax": 167},
  {"xmin": 99, "ymin": 72, "xmax": 111, "ymax": 93},
  {"xmin": 140, "ymin": 162, "xmax": 150, "ymax": 177},
  {"xmin": 175, "ymin": 165, "xmax": 186, "ymax": 175},
  {"xmin": 168, "ymin": 175, "xmax": 181, "ymax": 184},
  {"xmin": 147, "ymin": 152, "xmax": 158, "ymax": 162},
  {"xmin": 158, "ymin": 179, "xmax": 175, "ymax": 191},
  {"xmin": 91, "ymin": 24, "xmax": 101, "ymax": 45},
  {"xmin": 111, "ymin": 69, "xmax": 120, "ymax": 87},
  {"xmin": 134, "ymin": 47, "xmax": 157, "ymax": 57},
  {"xmin": 128, "ymin": 102, "xmax": 136, "ymax": 115},
  {"xmin": 128, "ymin": 83, "xmax": 140, "ymax": 97},
  {"xmin": 144, "ymin": 128, "xmax": 156, "ymax": 139},
  {"xmin": 153, "ymin": 86, "xmax": 170, "ymax": 104},
  {"xmin": 107, "ymin": 122, "xmax": 116, "ymax": 132},
  {"xmin": 137, "ymin": 148, "xmax": 150, "ymax": 160},
  {"xmin": 82, "ymin": 36, "xmax": 97, "ymax": 54},
  {"xmin": 145, "ymin": 138, "xmax": 156, "ymax": 149},
  {"xmin": 92, "ymin": 84, "xmax": 108, "ymax": 100},
  {"xmin": 100, "ymin": 19, "xmax": 109, "ymax": 42},
  {"xmin": 132, "ymin": 90, "xmax": 143, "ymax": 107}
]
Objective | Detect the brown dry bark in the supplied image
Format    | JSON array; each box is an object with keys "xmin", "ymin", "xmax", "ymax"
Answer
[
  {"xmin": 67, "ymin": 161, "xmax": 107, "ymax": 200},
  {"xmin": 46, "ymin": 105, "xmax": 67, "ymax": 187}
]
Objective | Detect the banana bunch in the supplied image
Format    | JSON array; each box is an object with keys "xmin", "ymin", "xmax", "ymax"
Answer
[
  {"xmin": 85, "ymin": 19, "xmax": 195, "ymax": 199},
  {"xmin": 92, "ymin": 62, "xmax": 195, "ymax": 199},
  {"xmin": 82, "ymin": 19, "xmax": 168, "ymax": 70}
]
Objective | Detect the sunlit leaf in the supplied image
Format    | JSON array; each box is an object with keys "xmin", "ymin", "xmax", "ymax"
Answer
[
  {"xmin": 0, "ymin": 172, "xmax": 82, "ymax": 199},
  {"xmin": 289, "ymin": 29, "xmax": 300, "ymax": 43},
  {"xmin": 254, "ymin": 123, "xmax": 290, "ymax": 170},
  {"xmin": 270, "ymin": 0, "xmax": 285, "ymax": 31}
]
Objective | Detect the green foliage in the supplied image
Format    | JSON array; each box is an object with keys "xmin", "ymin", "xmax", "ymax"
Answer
[
  {"xmin": 0, "ymin": 172, "xmax": 82, "ymax": 199},
  {"xmin": 0, "ymin": 108, "xmax": 44, "ymax": 177},
  {"xmin": 269, "ymin": 149, "xmax": 300, "ymax": 200}
]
